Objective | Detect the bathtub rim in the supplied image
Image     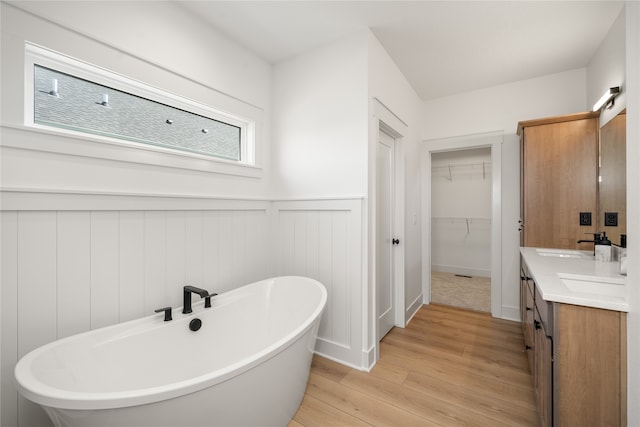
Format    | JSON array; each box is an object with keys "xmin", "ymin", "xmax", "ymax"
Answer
[{"xmin": 14, "ymin": 276, "xmax": 327, "ymax": 411}]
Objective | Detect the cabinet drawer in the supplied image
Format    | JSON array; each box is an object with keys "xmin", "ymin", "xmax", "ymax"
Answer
[{"xmin": 535, "ymin": 284, "xmax": 553, "ymax": 338}]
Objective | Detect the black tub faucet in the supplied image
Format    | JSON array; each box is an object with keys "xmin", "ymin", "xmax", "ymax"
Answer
[{"xmin": 182, "ymin": 285, "xmax": 213, "ymax": 314}]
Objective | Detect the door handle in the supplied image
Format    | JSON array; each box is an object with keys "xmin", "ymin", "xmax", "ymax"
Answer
[{"xmin": 392, "ymin": 238, "xmax": 400, "ymax": 245}]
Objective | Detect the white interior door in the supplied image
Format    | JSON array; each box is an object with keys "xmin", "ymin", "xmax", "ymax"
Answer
[{"xmin": 377, "ymin": 129, "xmax": 395, "ymax": 340}]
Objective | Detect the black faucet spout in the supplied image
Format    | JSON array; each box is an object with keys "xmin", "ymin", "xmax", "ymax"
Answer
[{"xmin": 183, "ymin": 285, "xmax": 211, "ymax": 314}]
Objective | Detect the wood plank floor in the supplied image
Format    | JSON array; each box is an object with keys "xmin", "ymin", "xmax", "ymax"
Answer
[{"xmin": 289, "ymin": 303, "xmax": 538, "ymax": 426}]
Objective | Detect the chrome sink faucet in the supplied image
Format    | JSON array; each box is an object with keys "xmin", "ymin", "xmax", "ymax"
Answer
[{"xmin": 182, "ymin": 285, "xmax": 216, "ymax": 314}]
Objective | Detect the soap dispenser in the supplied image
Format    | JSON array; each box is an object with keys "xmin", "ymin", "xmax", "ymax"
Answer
[
  {"xmin": 595, "ymin": 231, "xmax": 612, "ymax": 262},
  {"xmin": 619, "ymin": 234, "xmax": 628, "ymax": 275}
]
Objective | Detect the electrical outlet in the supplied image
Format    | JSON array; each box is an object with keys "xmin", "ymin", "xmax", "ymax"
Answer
[
  {"xmin": 604, "ymin": 212, "xmax": 618, "ymax": 227},
  {"xmin": 579, "ymin": 212, "xmax": 592, "ymax": 226}
]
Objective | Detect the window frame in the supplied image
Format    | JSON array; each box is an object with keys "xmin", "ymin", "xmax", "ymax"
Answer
[{"xmin": 24, "ymin": 43, "xmax": 260, "ymax": 177}]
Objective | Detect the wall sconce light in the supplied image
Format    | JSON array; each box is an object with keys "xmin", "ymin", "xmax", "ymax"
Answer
[{"xmin": 592, "ymin": 86, "xmax": 620, "ymax": 111}]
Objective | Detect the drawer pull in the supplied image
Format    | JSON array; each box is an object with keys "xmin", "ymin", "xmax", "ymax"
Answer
[
  {"xmin": 526, "ymin": 306, "xmax": 532, "ymax": 311},
  {"xmin": 534, "ymin": 320, "xmax": 541, "ymax": 330},
  {"xmin": 525, "ymin": 345, "xmax": 532, "ymax": 350}
]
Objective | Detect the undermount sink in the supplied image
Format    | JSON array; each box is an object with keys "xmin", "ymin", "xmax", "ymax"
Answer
[
  {"xmin": 558, "ymin": 273, "xmax": 626, "ymax": 298},
  {"xmin": 536, "ymin": 248, "xmax": 591, "ymax": 259}
]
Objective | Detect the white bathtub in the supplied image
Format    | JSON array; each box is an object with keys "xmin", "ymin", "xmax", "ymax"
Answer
[{"xmin": 15, "ymin": 276, "xmax": 327, "ymax": 427}]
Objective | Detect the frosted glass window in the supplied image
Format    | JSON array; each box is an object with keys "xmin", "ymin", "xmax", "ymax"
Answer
[{"xmin": 34, "ymin": 65, "xmax": 242, "ymax": 161}]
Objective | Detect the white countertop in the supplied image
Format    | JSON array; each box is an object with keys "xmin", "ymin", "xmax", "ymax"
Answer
[{"xmin": 520, "ymin": 246, "xmax": 628, "ymax": 312}]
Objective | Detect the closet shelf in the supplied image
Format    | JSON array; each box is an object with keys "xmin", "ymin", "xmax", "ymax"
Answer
[{"xmin": 432, "ymin": 162, "xmax": 492, "ymax": 180}]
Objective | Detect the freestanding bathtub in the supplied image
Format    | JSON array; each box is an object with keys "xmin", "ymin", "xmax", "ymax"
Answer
[{"xmin": 15, "ymin": 276, "xmax": 327, "ymax": 427}]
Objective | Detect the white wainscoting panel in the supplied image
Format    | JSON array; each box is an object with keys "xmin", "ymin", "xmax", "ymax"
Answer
[
  {"xmin": 272, "ymin": 199, "xmax": 366, "ymax": 369},
  {"xmin": 57, "ymin": 211, "xmax": 91, "ymax": 339},
  {"xmin": 1, "ymin": 212, "xmax": 19, "ymax": 427},
  {"xmin": 1, "ymin": 193, "xmax": 365, "ymax": 427},
  {"xmin": 119, "ymin": 211, "xmax": 146, "ymax": 322},
  {"xmin": 92, "ymin": 211, "xmax": 121, "ymax": 329},
  {"xmin": 1, "ymin": 198, "xmax": 271, "ymax": 427}
]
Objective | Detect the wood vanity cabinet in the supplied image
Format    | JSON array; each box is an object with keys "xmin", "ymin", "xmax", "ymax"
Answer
[
  {"xmin": 520, "ymin": 257, "xmax": 627, "ymax": 427},
  {"xmin": 518, "ymin": 112, "xmax": 599, "ymax": 249}
]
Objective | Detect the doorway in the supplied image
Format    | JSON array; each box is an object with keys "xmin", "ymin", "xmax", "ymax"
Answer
[
  {"xmin": 421, "ymin": 132, "xmax": 503, "ymax": 318},
  {"xmin": 430, "ymin": 148, "xmax": 492, "ymax": 312}
]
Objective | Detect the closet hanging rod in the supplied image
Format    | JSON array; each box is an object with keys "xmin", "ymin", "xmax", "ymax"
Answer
[
  {"xmin": 431, "ymin": 161, "xmax": 492, "ymax": 170},
  {"xmin": 431, "ymin": 217, "xmax": 492, "ymax": 224}
]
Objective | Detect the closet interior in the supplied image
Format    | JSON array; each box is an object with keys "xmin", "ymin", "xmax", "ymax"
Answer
[{"xmin": 431, "ymin": 147, "xmax": 492, "ymax": 312}]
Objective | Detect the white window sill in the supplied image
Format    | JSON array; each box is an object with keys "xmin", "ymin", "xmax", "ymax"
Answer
[{"xmin": 1, "ymin": 124, "xmax": 262, "ymax": 178}]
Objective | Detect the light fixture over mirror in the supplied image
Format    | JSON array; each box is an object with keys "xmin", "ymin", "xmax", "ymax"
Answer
[{"xmin": 592, "ymin": 86, "xmax": 620, "ymax": 111}]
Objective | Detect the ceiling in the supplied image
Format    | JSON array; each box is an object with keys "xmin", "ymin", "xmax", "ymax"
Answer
[{"xmin": 179, "ymin": 1, "xmax": 624, "ymax": 101}]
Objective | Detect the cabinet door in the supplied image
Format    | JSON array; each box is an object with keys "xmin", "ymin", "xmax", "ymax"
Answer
[
  {"xmin": 535, "ymin": 309, "xmax": 553, "ymax": 427},
  {"xmin": 522, "ymin": 117, "xmax": 598, "ymax": 249},
  {"xmin": 555, "ymin": 303, "xmax": 625, "ymax": 426}
]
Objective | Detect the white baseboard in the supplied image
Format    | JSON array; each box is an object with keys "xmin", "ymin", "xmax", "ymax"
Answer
[
  {"xmin": 405, "ymin": 294, "xmax": 423, "ymax": 325},
  {"xmin": 500, "ymin": 305, "xmax": 520, "ymax": 322}
]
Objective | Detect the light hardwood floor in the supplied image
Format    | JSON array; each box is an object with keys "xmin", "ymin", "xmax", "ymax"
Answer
[{"xmin": 289, "ymin": 304, "xmax": 538, "ymax": 426}]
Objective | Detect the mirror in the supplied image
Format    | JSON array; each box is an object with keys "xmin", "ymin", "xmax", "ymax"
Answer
[{"xmin": 598, "ymin": 109, "xmax": 626, "ymax": 246}]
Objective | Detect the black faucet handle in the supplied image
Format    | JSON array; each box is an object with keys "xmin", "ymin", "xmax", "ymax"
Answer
[
  {"xmin": 204, "ymin": 292, "xmax": 218, "ymax": 308},
  {"xmin": 154, "ymin": 306, "xmax": 173, "ymax": 321}
]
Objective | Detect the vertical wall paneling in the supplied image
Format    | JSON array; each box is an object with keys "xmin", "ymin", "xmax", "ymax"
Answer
[
  {"xmin": 218, "ymin": 211, "xmax": 234, "ymax": 293},
  {"xmin": 331, "ymin": 211, "xmax": 350, "ymax": 346},
  {"xmin": 305, "ymin": 211, "xmax": 320, "ymax": 285},
  {"xmin": 1, "ymin": 212, "xmax": 19, "ymax": 427},
  {"xmin": 278, "ymin": 210, "xmax": 295, "ymax": 274},
  {"xmin": 244, "ymin": 210, "xmax": 268, "ymax": 284},
  {"xmin": 232, "ymin": 211, "xmax": 248, "ymax": 286},
  {"xmin": 90, "ymin": 211, "xmax": 120, "ymax": 329},
  {"xmin": 17, "ymin": 211, "xmax": 57, "ymax": 427},
  {"xmin": 185, "ymin": 211, "xmax": 204, "ymax": 288},
  {"xmin": 293, "ymin": 212, "xmax": 307, "ymax": 276},
  {"xmin": 1, "ymin": 194, "xmax": 365, "ymax": 426},
  {"xmin": 166, "ymin": 211, "xmax": 187, "ymax": 309},
  {"xmin": 272, "ymin": 199, "xmax": 365, "ymax": 369},
  {"xmin": 57, "ymin": 212, "xmax": 91, "ymax": 338},
  {"xmin": 317, "ymin": 211, "xmax": 334, "ymax": 344},
  {"xmin": 202, "ymin": 211, "xmax": 220, "ymax": 292},
  {"xmin": 17, "ymin": 212, "xmax": 58, "ymax": 356},
  {"xmin": 119, "ymin": 211, "xmax": 145, "ymax": 322},
  {"xmin": 144, "ymin": 211, "xmax": 167, "ymax": 314}
]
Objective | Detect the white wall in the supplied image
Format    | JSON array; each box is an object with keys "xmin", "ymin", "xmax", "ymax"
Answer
[
  {"xmin": 0, "ymin": 3, "xmax": 368, "ymax": 426},
  {"xmin": 422, "ymin": 68, "xmax": 587, "ymax": 140},
  {"xmin": 271, "ymin": 32, "xmax": 369, "ymax": 199},
  {"xmin": 587, "ymin": 7, "xmax": 626, "ymax": 127},
  {"xmin": 272, "ymin": 29, "xmax": 424, "ymax": 368},
  {"xmin": 0, "ymin": 2, "xmax": 272, "ymax": 198},
  {"xmin": 421, "ymin": 69, "xmax": 587, "ymax": 320},
  {"xmin": 368, "ymin": 31, "xmax": 424, "ymax": 328},
  {"xmin": 624, "ymin": 2, "xmax": 640, "ymax": 424}
]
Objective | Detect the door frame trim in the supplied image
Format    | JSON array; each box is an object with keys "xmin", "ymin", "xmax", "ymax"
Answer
[
  {"xmin": 421, "ymin": 131, "xmax": 503, "ymax": 318},
  {"xmin": 371, "ymin": 99, "xmax": 406, "ymax": 361}
]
